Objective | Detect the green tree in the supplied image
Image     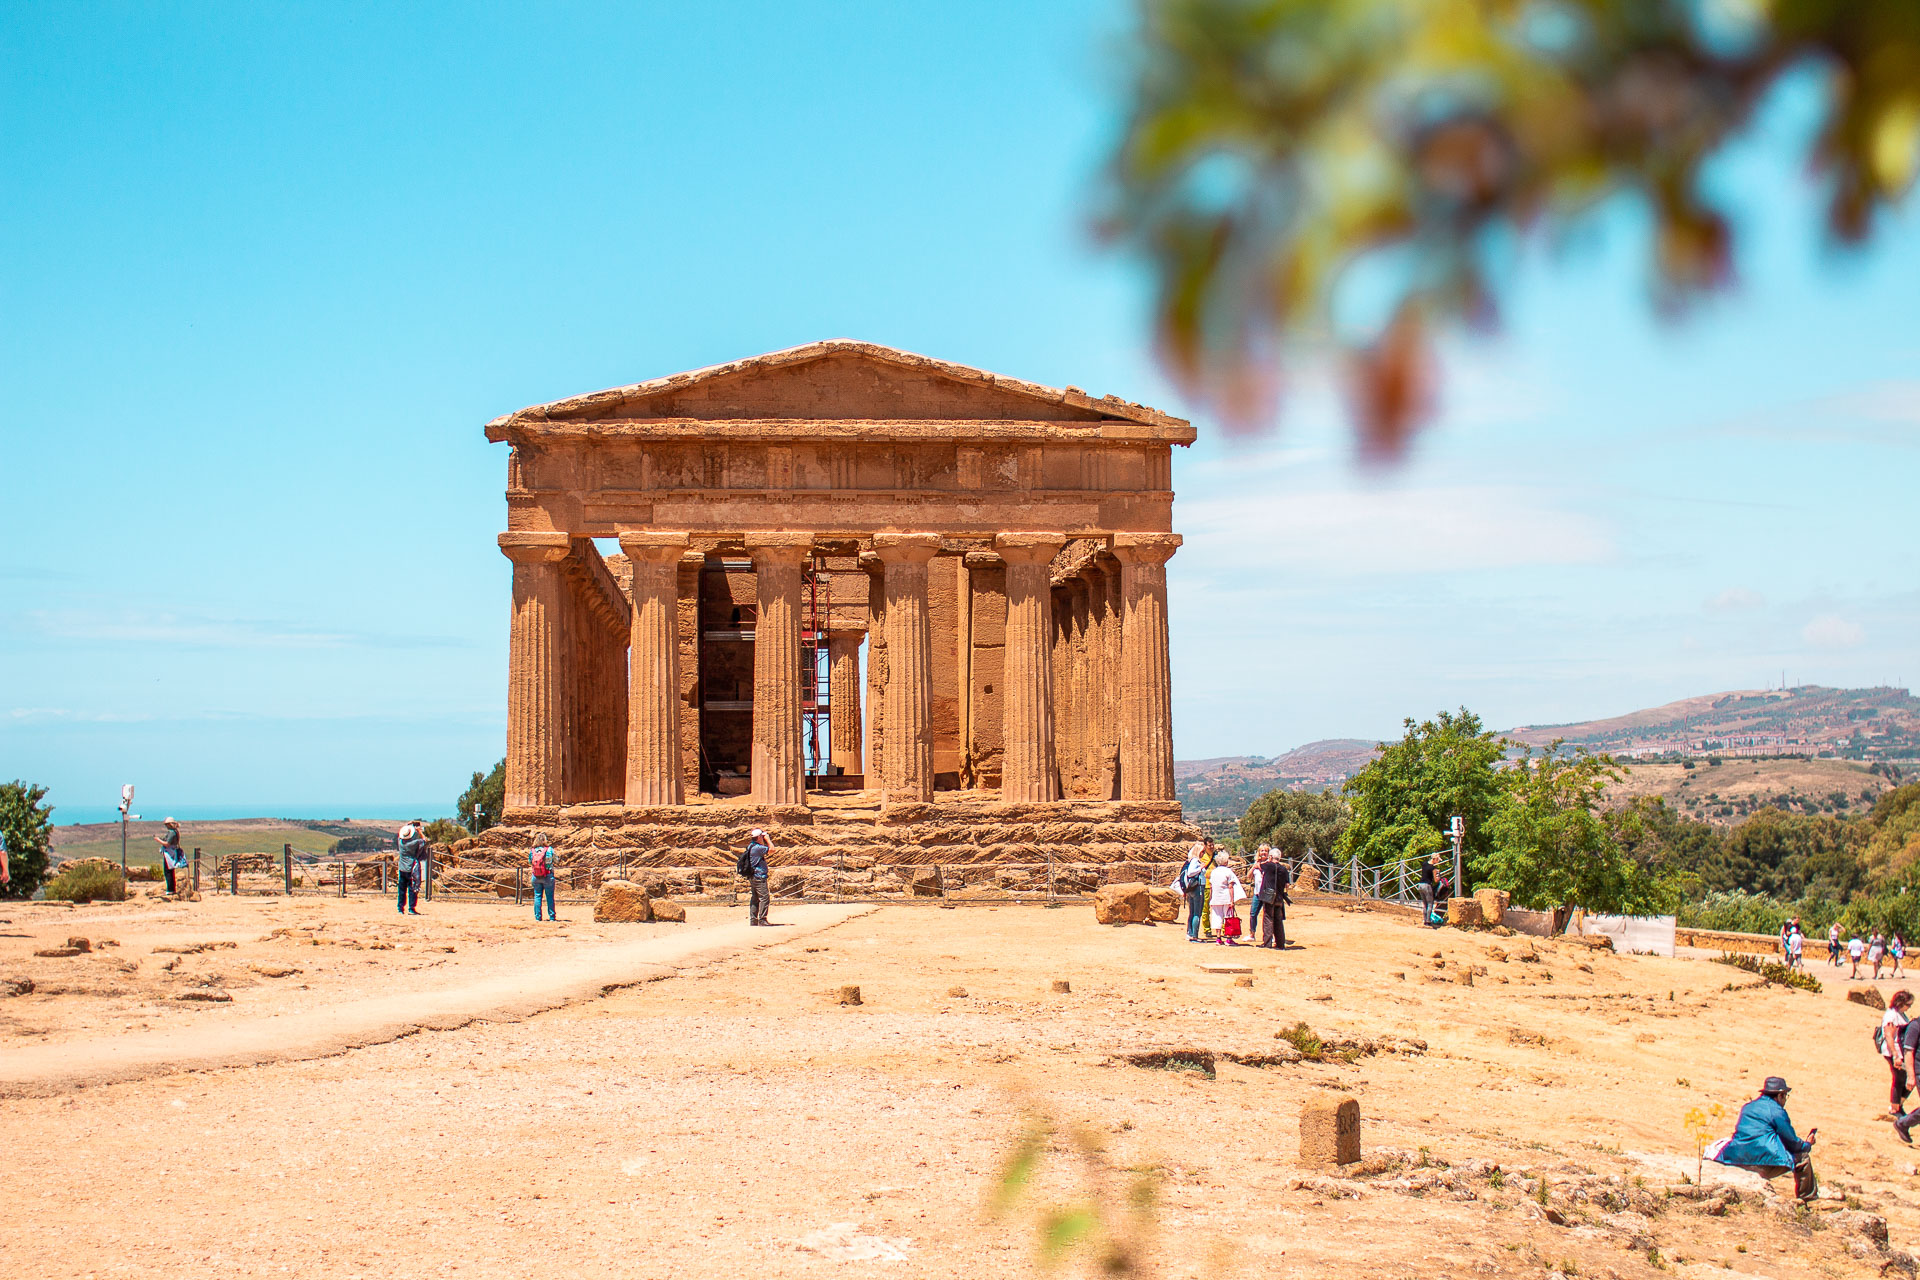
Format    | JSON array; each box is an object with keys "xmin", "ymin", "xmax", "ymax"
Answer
[
  {"xmin": 1239, "ymin": 786, "xmax": 1350, "ymax": 857},
  {"xmin": 0, "ymin": 780, "xmax": 55, "ymax": 899},
  {"xmin": 1477, "ymin": 744, "xmax": 1678, "ymax": 914},
  {"xmin": 1335, "ymin": 708, "xmax": 1507, "ymax": 871},
  {"xmin": 457, "ymin": 760, "xmax": 506, "ymax": 834},
  {"xmin": 1106, "ymin": 0, "xmax": 1920, "ymax": 451}
]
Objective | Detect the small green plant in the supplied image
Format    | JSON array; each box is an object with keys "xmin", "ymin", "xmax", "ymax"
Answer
[
  {"xmin": 994, "ymin": 1112, "xmax": 1160, "ymax": 1275},
  {"xmin": 1488, "ymin": 1169, "xmax": 1506, "ymax": 1189},
  {"xmin": 1646, "ymin": 1245, "xmax": 1666, "ymax": 1269},
  {"xmin": 1675, "ymin": 1078, "xmax": 1689, "ymax": 1087},
  {"xmin": 1415, "ymin": 1146, "xmax": 1432, "ymax": 1168},
  {"xmin": 1683, "ymin": 1103, "xmax": 1728, "ymax": 1184},
  {"xmin": 1713, "ymin": 952, "xmax": 1821, "ymax": 993},
  {"xmin": 1277, "ymin": 1022, "xmax": 1324, "ymax": 1059},
  {"xmin": 43, "ymin": 862, "xmax": 126, "ymax": 903},
  {"xmin": 1535, "ymin": 1177, "xmax": 1550, "ymax": 1206}
]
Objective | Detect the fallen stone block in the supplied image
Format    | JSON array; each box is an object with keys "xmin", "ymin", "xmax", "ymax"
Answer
[
  {"xmin": 593, "ymin": 880, "xmax": 653, "ymax": 924},
  {"xmin": 1849, "ymin": 987, "xmax": 1888, "ymax": 1011},
  {"xmin": 1092, "ymin": 882, "xmax": 1151, "ymax": 925},
  {"xmin": 648, "ymin": 900, "xmax": 686, "ymax": 923},
  {"xmin": 1300, "ymin": 1096, "xmax": 1361, "ymax": 1167},
  {"xmin": 1233, "ymin": 976, "xmax": 1254, "ymax": 989},
  {"xmin": 66, "ymin": 937, "xmax": 91, "ymax": 953},
  {"xmin": 1446, "ymin": 898, "xmax": 1483, "ymax": 929},
  {"xmin": 1, "ymin": 977, "xmax": 33, "ymax": 997},
  {"xmin": 176, "ymin": 990, "xmax": 232, "ymax": 1002},
  {"xmin": 34, "ymin": 948, "xmax": 81, "ymax": 959},
  {"xmin": 1051, "ymin": 979, "xmax": 1072, "ymax": 993},
  {"xmin": 947, "ymin": 986, "xmax": 968, "ymax": 998},
  {"xmin": 835, "ymin": 985, "xmax": 863, "ymax": 1006},
  {"xmin": 1145, "ymin": 886, "xmax": 1182, "ymax": 923},
  {"xmin": 249, "ymin": 964, "xmax": 301, "ymax": 978},
  {"xmin": 1473, "ymin": 889, "xmax": 1509, "ymax": 927}
]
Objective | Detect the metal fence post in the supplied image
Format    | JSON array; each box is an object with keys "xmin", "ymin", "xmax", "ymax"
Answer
[
  {"xmin": 340, "ymin": 859, "xmax": 347, "ymax": 898},
  {"xmin": 282, "ymin": 844, "xmax": 293, "ymax": 895},
  {"xmin": 229, "ymin": 859, "xmax": 238, "ymax": 896},
  {"xmin": 192, "ymin": 847, "xmax": 201, "ymax": 893},
  {"xmin": 515, "ymin": 866, "xmax": 523, "ymax": 906}
]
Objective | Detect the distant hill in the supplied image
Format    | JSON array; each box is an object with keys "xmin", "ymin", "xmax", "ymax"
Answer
[
  {"xmin": 1506, "ymin": 685, "xmax": 1920, "ymax": 761},
  {"xmin": 1175, "ymin": 685, "xmax": 1918, "ymax": 828}
]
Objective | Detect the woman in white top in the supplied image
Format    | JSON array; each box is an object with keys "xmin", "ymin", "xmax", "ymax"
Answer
[
  {"xmin": 1208, "ymin": 851, "xmax": 1245, "ymax": 946},
  {"xmin": 1885, "ymin": 990, "xmax": 1914, "ymax": 1117},
  {"xmin": 1872, "ymin": 933, "xmax": 1888, "ymax": 980}
]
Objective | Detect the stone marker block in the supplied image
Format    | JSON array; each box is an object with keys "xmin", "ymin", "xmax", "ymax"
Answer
[
  {"xmin": 1233, "ymin": 976, "xmax": 1254, "ymax": 989},
  {"xmin": 948, "ymin": 986, "xmax": 968, "ymax": 998},
  {"xmin": 1201, "ymin": 962, "xmax": 1253, "ymax": 975},
  {"xmin": 1446, "ymin": 898, "xmax": 1483, "ymax": 929},
  {"xmin": 1051, "ymin": 979, "xmax": 1072, "ymax": 993},
  {"xmin": 648, "ymin": 900, "xmax": 686, "ymax": 923},
  {"xmin": 1849, "ymin": 987, "xmax": 1888, "ymax": 1011},
  {"xmin": 1472, "ymin": 889, "xmax": 1508, "ymax": 927},
  {"xmin": 835, "ymin": 985, "xmax": 863, "ymax": 1006},
  {"xmin": 593, "ymin": 880, "xmax": 653, "ymax": 924},
  {"xmin": 1300, "ymin": 1096, "xmax": 1361, "ymax": 1167},
  {"xmin": 66, "ymin": 937, "xmax": 91, "ymax": 953}
]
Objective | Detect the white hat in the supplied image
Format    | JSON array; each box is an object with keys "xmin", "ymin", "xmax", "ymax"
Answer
[
  {"xmin": 750, "ymin": 828, "xmax": 765, "ymax": 838},
  {"xmin": 163, "ymin": 817, "xmax": 177, "ymax": 826}
]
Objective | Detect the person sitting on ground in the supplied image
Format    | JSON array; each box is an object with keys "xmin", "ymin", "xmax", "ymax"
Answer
[
  {"xmin": 1883, "ymin": 990, "xmax": 1914, "ymax": 1118},
  {"xmin": 152, "ymin": 819, "xmax": 187, "ymax": 895},
  {"xmin": 1208, "ymin": 850, "xmax": 1245, "ymax": 946},
  {"xmin": 1850, "ymin": 933, "xmax": 1866, "ymax": 979},
  {"xmin": 528, "ymin": 831, "xmax": 558, "ymax": 923},
  {"xmin": 1712, "ymin": 1076, "xmax": 1818, "ymax": 1200},
  {"xmin": 1173, "ymin": 842, "xmax": 1208, "ymax": 943}
]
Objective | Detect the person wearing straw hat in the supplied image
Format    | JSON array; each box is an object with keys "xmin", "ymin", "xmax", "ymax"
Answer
[
  {"xmin": 152, "ymin": 819, "xmax": 187, "ymax": 896},
  {"xmin": 395, "ymin": 820, "xmax": 428, "ymax": 915},
  {"xmin": 738, "ymin": 828, "xmax": 772, "ymax": 926}
]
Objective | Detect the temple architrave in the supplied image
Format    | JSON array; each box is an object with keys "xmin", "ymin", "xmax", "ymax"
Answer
[{"xmin": 462, "ymin": 341, "xmax": 1200, "ymax": 897}]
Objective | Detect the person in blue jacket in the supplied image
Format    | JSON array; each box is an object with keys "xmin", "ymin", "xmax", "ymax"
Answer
[{"xmin": 1714, "ymin": 1076, "xmax": 1817, "ymax": 1200}]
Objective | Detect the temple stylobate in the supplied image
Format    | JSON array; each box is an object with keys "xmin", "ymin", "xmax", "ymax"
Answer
[{"xmin": 472, "ymin": 341, "xmax": 1199, "ymax": 897}]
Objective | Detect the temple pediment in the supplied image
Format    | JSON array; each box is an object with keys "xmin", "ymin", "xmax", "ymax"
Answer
[{"xmin": 485, "ymin": 340, "xmax": 1188, "ymax": 435}]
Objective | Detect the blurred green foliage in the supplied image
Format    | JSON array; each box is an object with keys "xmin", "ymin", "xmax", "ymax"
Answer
[
  {"xmin": 1107, "ymin": 0, "xmax": 1920, "ymax": 450},
  {"xmin": 0, "ymin": 780, "xmax": 54, "ymax": 899}
]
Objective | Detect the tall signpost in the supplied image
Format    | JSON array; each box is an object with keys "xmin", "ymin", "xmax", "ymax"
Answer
[
  {"xmin": 1448, "ymin": 815, "xmax": 1465, "ymax": 899},
  {"xmin": 118, "ymin": 784, "xmax": 137, "ymax": 884}
]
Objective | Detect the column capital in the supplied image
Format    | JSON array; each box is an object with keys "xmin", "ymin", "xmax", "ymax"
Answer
[
  {"xmin": 995, "ymin": 532, "xmax": 1065, "ymax": 565},
  {"xmin": 499, "ymin": 531, "xmax": 571, "ymax": 564},
  {"xmin": 871, "ymin": 532, "xmax": 941, "ymax": 564},
  {"xmin": 1111, "ymin": 533, "xmax": 1182, "ymax": 566},
  {"xmin": 962, "ymin": 550, "xmax": 1005, "ymax": 570},
  {"xmin": 745, "ymin": 532, "xmax": 815, "ymax": 566},
  {"xmin": 617, "ymin": 530, "xmax": 690, "ymax": 563}
]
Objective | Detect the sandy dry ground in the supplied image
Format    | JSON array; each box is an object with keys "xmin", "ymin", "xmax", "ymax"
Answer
[{"xmin": 3, "ymin": 894, "xmax": 1918, "ymax": 1279}]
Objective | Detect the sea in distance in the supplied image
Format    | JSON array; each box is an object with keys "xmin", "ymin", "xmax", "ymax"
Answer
[{"xmin": 52, "ymin": 803, "xmax": 438, "ymax": 828}]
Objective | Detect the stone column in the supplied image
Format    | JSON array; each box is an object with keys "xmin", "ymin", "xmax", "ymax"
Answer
[
  {"xmin": 995, "ymin": 533, "xmax": 1064, "ymax": 803},
  {"xmin": 747, "ymin": 534, "xmax": 813, "ymax": 805},
  {"xmin": 619, "ymin": 532, "xmax": 689, "ymax": 806},
  {"xmin": 1090, "ymin": 557, "xmax": 1123, "ymax": 798},
  {"xmin": 860, "ymin": 552, "xmax": 887, "ymax": 792},
  {"xmin": 873, "ymin": 533, "xmax": 939, "ymax": 802},
  {"xmin": 827, "ymin": 628, "xmax": 864, "ymax": 775},
  {"xmin": 499, "ymin": 532, "xmax": 572, "ymax": 810},
  {"xmin": 1113, "ymin": 533, "xmax": 1181, "ymax": 801}
]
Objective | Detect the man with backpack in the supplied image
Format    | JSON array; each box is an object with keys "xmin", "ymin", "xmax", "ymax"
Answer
[
  {"xmin": 395, "ymin": 820, "xmax": 428, "ymax": 915},
  {"xmin": 528, "ymin": 831, "xmax": 558, "ymax": 923},
  {"xmin": 738, "ymin": 828, "xmax": 772, "ymax": 925}
]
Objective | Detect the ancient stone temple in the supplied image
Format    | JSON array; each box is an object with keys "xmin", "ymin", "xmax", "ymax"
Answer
[{"xmin": 463, "ymin": 341, "xmax": 1199, "ymax": 897}]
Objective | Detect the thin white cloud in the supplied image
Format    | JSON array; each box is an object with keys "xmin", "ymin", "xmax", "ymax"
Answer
[
  {"xmin": 1706, "ymin": 587, "xmax": 1765, "ymax": 612},
  {"xmin": 1802, "ymin": 614, "xmax": 1865, "ymax": 649},
  {"xmin": 1181, "ymin": 484, "xmax": 1614, "ymax": 576}
]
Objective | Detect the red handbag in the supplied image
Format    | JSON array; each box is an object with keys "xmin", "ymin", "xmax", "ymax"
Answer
[{"xmin": 1222, "ymin": 914, "xmax": 1243, "ymax": 939}]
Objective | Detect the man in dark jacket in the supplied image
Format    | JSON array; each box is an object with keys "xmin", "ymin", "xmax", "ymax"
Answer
[
  {"xmin": 1257, "ymin": 853, "xmax": 1291, "ymax": 950},
  {"xmin": 1716, "ymin": 1077, "xmax": 1817, "ymax": 1199},
  {"xmin": 742, "ymin": 828, "xmax": 772, "ymax": 926}
]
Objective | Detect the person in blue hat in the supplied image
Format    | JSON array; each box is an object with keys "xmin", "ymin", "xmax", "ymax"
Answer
[{"xmin": 1713, "ymin": 1077, "xmax": 1817, "ymax": 1200}]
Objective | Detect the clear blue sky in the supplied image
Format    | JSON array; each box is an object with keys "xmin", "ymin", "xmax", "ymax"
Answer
[{"xmin": 4, "ymin": 2, "xmax": 1916, "ymax": 822}]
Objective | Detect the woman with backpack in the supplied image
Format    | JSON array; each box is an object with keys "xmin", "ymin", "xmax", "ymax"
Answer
[
  {"xmin": 529, "ymin": 831, "xmax": 558, "ymax": 922},
  {"xmin": 1173, "ymin": 842, "xmax": 1208, "ymax": 942},
  {"xmin": 1883, "ymin": 991, "xmax": 1914, "ymax": 1117}
]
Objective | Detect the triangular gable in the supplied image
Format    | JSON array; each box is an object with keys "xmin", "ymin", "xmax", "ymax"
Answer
[{"xmin": 485, "ymin": 340, "xmax": 1185, "ymax": 432}]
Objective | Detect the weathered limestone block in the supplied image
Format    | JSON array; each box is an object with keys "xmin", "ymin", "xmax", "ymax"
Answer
[
  {"xmin": 1849, "ymin": 986, "xmax": 1889, "ymax": 1011},
  {"xmin": 649, "ymin": 900, "xmax": 686, "ymax": 923},
  {"xmin": 1146, "ymin": 886, "xmax": 1182, "ymax": 922},
  {"xmin": 1293, "ymin": 865, "xmax": 1321, "ymax": 893},
  {"xmin": 1446, "ymin": 898, "xmax": 1484, "ymax": 929},
  {"xmin": 1300, "ymin": 1097, "xmax": 1362, "ymax": 1167},
  {"xmin": 1474, "ymin": 888, "xmax": 1510, "ymax": 926},
  {"xmin": 1093, "ymin": 882, "xmax": 1151, "ymax": 924},
  {"xmin": 593, "ymin": 880, "xmax": 653, "ymax": 923}
]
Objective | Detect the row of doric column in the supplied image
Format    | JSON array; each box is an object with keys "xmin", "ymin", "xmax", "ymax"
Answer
[{"xmin": 499, "ymin": 529, "xmax": 1179, "ymax": 811}]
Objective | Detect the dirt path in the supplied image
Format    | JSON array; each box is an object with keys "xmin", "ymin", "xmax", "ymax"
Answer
[
  {"xmin": 3, "ymin": 900, "xmax": 1914, "ymax": 1279},
  {"xmin": 0, "ymin": 903, "xmax": 870, "ymax": 1096}
]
